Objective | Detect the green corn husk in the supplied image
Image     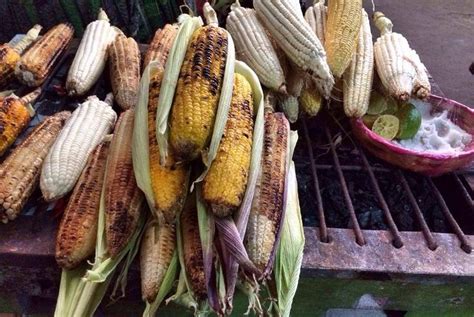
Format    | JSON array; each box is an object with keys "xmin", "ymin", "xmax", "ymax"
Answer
[
  {"xmin": 59, "ymin": 0, "xmax": 84, "ymax": 35},
  {"xmin": 143, "ymin": 0, "xmax": 166, "ymax": 29},
  {"xmin": 155, "ymin": 15, "xmax": 203, "ymax": 163}
]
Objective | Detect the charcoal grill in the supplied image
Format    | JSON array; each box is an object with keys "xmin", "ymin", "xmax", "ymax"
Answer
[{"xmin": 0, "ymin": 39, "xmax": 473, "ymax": 316}]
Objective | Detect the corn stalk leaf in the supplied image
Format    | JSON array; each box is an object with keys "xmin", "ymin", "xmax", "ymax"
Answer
[
  {"xmin": 274, "ymin": 160, "xmax": 304, "ymax": 317},
  {"xmin": 156, "ymin": 15, "xmax": 203, "ymax": 164}
]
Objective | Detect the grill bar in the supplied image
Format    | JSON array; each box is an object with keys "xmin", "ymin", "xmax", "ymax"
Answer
[
  {"xmin": 454, "ymin": 174, "xmax": 474, "ymax": 212},
  {"xmin": 307, "ymin": 164, "xmax": 391, "ymax": 173},
  {"xmin": 325, "ymin": 127, "xmax": 366, "ymax": 246},
  {"xmin": 303, "ymin": 119, "xmax": 329, "ymax": 243},
  {"xmin": 359, "ymin": 149, "xmax": 404, "ymax": 248},
  {"xmin": 428, "ymin": 179, "xmax": 472, "ymax": 253},
  {"xmin": 398, "ymin": 171, "xmax": 439, "ymax": 250}
]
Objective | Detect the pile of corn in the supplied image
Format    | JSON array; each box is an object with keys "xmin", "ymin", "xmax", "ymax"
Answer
[{"xmin": 0, "ymin": 1, "xmax": 433, "ymax": 316}]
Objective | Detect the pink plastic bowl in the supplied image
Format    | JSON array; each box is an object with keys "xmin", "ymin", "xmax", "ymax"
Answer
[{"xmin": 351, "ymin": 95, "xmax": 474, "ymax": 176}]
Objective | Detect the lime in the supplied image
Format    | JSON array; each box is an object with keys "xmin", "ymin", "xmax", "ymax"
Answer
[
  {"xmin": 367, "ymin": 92, "xmax": 387, "ymax": 115},
  {"xmin": 362, "ymin": 114, "xmax": 378, "ymax": 129},
  {"xmin": 383, "ymin": 97, "xmax": 399, "ymax": 115},
  {"xmin": 372, "ymin": 115, "xmax": 400, "ymax": 140},
  {"xmin": 396, "ymin": 103, "xmax": 422, "ymax": 139}
]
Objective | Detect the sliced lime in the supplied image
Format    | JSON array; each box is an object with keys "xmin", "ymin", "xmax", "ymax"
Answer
[
  {"xmin": 383, "ymin": 97, "xmax": 399, "ymax": 115},
  {"xmin": 367, "ymin": 91, "xmax": 388, "ymax": 115},
  {"xmin": 396, "ymin": 103, "xmax": 422, "ymax": 139},
  {"xmin": 372, "ymin": 114, "xmax": 400, "ymax": 140}
]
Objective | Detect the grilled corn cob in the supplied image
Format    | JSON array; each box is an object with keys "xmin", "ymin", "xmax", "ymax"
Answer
[
  {"xmin": 373, "ymin": 12, "xmax": 431, "ymax": 101},
  {"xmin": 343, "ymin": 9, "xmax": 373, "ymax": 118},
  {"xmin": 226, "ymin": 2, "xmax": 286, "ymax": 93},
  {"xmin": 40, "ymin": 94, "xmax": 116, "ymax": 201},
  {"xmin": 0, "ymin": 24, "xmax": 42, "ymax": 87},
  {"xmin": 253, "ymin": 0, "xmax": 334, "ymax": 98},
  {"xmin": 203, "ymin": 73, "xmax": 254, "ymax": 218},
  {"xmin": 169, "ymin": 12, "xmax": 229, "ymax": 161},
  {"xmin": 140, "ymin": 222, "xmax": 176, "ymax": 302},
  {"xmin": 66, "ymin": 10, "xmax": 117, "ymax": 96},
  {"xmin": 325, "ymin": 0, "xmax": 362, "ymax": 78},
  {"xmin": 181, "ymin": 194, "xmax": 206, "ymax": 301},
  {"xmin": 245, "ymin": 112, "xmax": 289, "ymax": 274},
  {"xmin": 304, "ymin": 0, "xmax": 327, "ymax": 45},
  {"xmin": 55, "ymin": 139, "xmax": 110, "ymax": 269},
  {"xmin": 105, "ymin": 109, "xmax": 145, "ymax": 258},
  {"xmin": 143, "ymin": 24, "xmax": 179, "ymax": 69},
  {"xmin": 0, "ymin": 88, "xmax": 41, "ymax": 156},
  {"xmin": 15, "ymin": 23, "xmax": 74, "ymax": 87},
  {"xmin": 0, "ymin": 111, "xmax": 70, "ymax": 224},
  {"xmin": 108, "ymin": 35, "xmax": 140, "ymax": 110},
  {"xmin": 300, "ymin": 78, "xmax": 322, "ymax": 117}
]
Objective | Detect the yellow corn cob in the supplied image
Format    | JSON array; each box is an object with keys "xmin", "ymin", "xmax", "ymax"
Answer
[
  {"xmin": 343, "ymin": 9, "xmax": 373, "ymax": 118},
  {"xmin": 0, "ymin": 111, "xmax": 70, "ymax": 224},
  {"xmin": 181, "ymin": 194, "xmax": 206, "ymax": 301},
  {"xmin": 55, "ymin": 139, "xmax": 110, "ymax": 269},
  {"xmin": 245, "ymin": 112, "xmax": 289, "ymax": 274},
  {"xmin": 373, "ymin": 12, "xmax": 431, "ymax": 101},
  {"xmin": 299, "ymin": 78, "xmax": 322, "ymax": 117},
  {"xmin": 169, "ymin": 22, "xmax": 229, "ymax": 161},
  {"xmin": 203, "ymin": 73, "xmax": 254, "ymax": 218},
  {"xmin": 304, "ymin": 0, "xmax": 327, "ymax": 45},
  {"xmin": 254, "ymin": 0, "xmax": 334, "ymax": 98},
  {"xmin": 325, "ymin": 0, "xmax": 362, "ymax": 78},
  {"xmin": 279, "ymin": 95, "xmax": 299, "ymax": 124},
  {"xmin": 140, "ymin": 222, "xmax": 176, "ymax": 302},
  {"xmin": 226, "ymin": 2, "xmax": 286, "ymax": 93},
  {"xmin": 149, "ymin": 68, "xmax": 189, "ymax": 224},
  {"xmin": 105, "ymin": 109, "xmax": 145, "ymax": 257},
  {"xmin": 16, "ymin": 23, "xmax": 74, "ymax": 87},
  {"xmin": 143, "ymin": 24, "xmax": 179, "ymax": 70},
  {"xmin": 108, "ymin": 35, "xmax": 141, "ymax": 110},
  {"xmin": 0, "ymin": 88, "xmax": 40, "ymax": 156},
  {"xmin": 0, "ymin": 25, "xmax": 42, "ymax": 87}
]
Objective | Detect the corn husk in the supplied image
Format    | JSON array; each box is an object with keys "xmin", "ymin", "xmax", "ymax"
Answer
[
  {"xmin": 273, "ymin": 160, "xmax": 304, "ymax": 317},
  {"xmin": 155, "ymin": 15, "xmax": 203, "ymax": 163}
]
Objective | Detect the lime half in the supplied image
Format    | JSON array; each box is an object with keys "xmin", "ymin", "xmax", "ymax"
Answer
[
  {"xmin": 396, "ymin": 103, "xmax": 422, "ymax": 139},
  {"xmin": 362, "ymin": 114, "xmax": 378, "ymax": 129},
  {"xmin": 372, "ymin": 115, "xmax": 400, "ymax": 140}
]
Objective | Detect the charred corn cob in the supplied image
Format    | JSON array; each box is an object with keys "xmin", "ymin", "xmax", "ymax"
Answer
[
  {"xmin": 143, "ymin": 24, "xmax": 179, "ymax": 70},
  {"xmin": 300, "ymin": 78, "xmax": 322, "ymax": 117},
  {"xmin": 374, "ymin": 12, "xmax": 431, "ymax": 101},
  {"xmin": 0, "ymin": 88, "xmax": 41, "ymax": 156},
  {"xmin": 245, "ymin": 112, "xmax": 289, "ymax": 274},
  {"xmin": 0, "ymin": 111, "xmax": 70, "ymax": 224},
  {"xmin": 279, "ymin": 95, "xmax": 299, "ymax": 124},
  {"xmin": 325, "ymin": 0, "xmax": 362, "ymax": 78},
  {"xmin": 66, "ymin": 10, "xmax": 117, "ymax": 96},
  {"xmin": 169, "ymin": 12, "xmax": 229, "ymax": 161},
  {"xmin": 0, "ymin": 25, "xmax": 42, "ymax": 87},
  {"xmin": 108, "ymin": 35, "xmax": 140, "ymax": 110},
  {"xmin": 55, "ymin": 139, "xmax": 110, "ymax": 269},
  {"xmin": 304, "ymin": 0, "xmax": 327, "ymax": 45},
  {"xmin": 181, "ymin": 194, "xmax": 206, "ymax": 301},
  {"xmin": 226, "ymin": 2, "xmax": 286, "ymax": 93},
  {"xmin": 16, "ymin": 23, "xmax": 74, "ymax": 87},
  {"xmin": 40, "ymin": 94, "xmax": 116, "ymax": 202},
  {"xmin": 343, "ymin": 9, "xmax": 373, "ymax": 118},
  {"xmin": 254, "ymin": 0, "xmax": 334, "ymax": 98},
  {"xmin": 105, "ymin": 109, "xmax": 145, "ymax": 258},
  {"xmin": 140, "ymin": 222, "xmax": 176, "ymax": 302},
  {"xmin": 203, "ymin": 73, "xmax": 254, "ymax": 218}
]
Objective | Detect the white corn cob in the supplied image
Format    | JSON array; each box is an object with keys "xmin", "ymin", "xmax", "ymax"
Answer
[
  {"xmin": 279, "ymin": 94, "xmax": 299, "ymax": 124},
  {"xmin": 304, "ymin": 0, "xmax": 327, "ymax": 45},
  {"xmin": 40, "ymin": 94, "xmax": 117, "ymax": 201},
  {"xmin": 226, "ymin": 2, "xmax": 287, "ymax": 93},
  {"xmin": 373, "ymin": 12, "xmax": 431, "ymax": 101},
  {"xmin": 343, "ymin": 9, "xmax": 374, "ymax": 118},
  {"xmin": 66, "ymin": 9, "xmax": 117, "ymax": 96},
  {"xmin": 254, "ymin": 0, "xmax": 334, "ymax": 98}
]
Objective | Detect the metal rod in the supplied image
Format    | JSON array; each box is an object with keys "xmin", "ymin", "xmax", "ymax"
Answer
[
  {"xmin": 325, "ymin": 127, "xmax": 365, "ymax": 246},
  {"xmin": 428, "ymin": 179, "xmax": 472, "ymax": 254},
  {"xmin": 302, "ymin": 119, "xmax": 329, "ymax": 243},
  {"xmin": 359, "ymin": 149, "xmax": 404, "ymax": 248},
  {"xmin": 306, "ymin": 164, "xmax": 391, "ymax": 173},
  {"xmin": 453, "ymin": 174, "xmax": 474, "ymax": 213},
  {"xmin": 398, "ymin": 171, "xmax": 438, "ymax": 251}
]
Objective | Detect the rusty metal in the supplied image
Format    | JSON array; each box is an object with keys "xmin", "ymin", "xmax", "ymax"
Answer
[
  {"xmin": 325, "ymin": 127, "xmax": 365, "ymax": 246},
  {"xmin": 454, "ymin": 174, "xmax": 474, "ymax": 212},
  {"xmin": 311, "ymin": 164, "xmax": 391, "ymax": 173},
  {"xmin": 428, "ymin": 179, "xmax": 472, "ymax": 254},
  {"xmin": 303, "ymin": 119, "xmax": 328, "ymax": 243},
  {"xmin": 397, "ymin": 171, "xmax": 439, "ymax": 251},
  {"xmin": 303, "ymin": 227, "xmax": 474, "ymax": 277}
]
